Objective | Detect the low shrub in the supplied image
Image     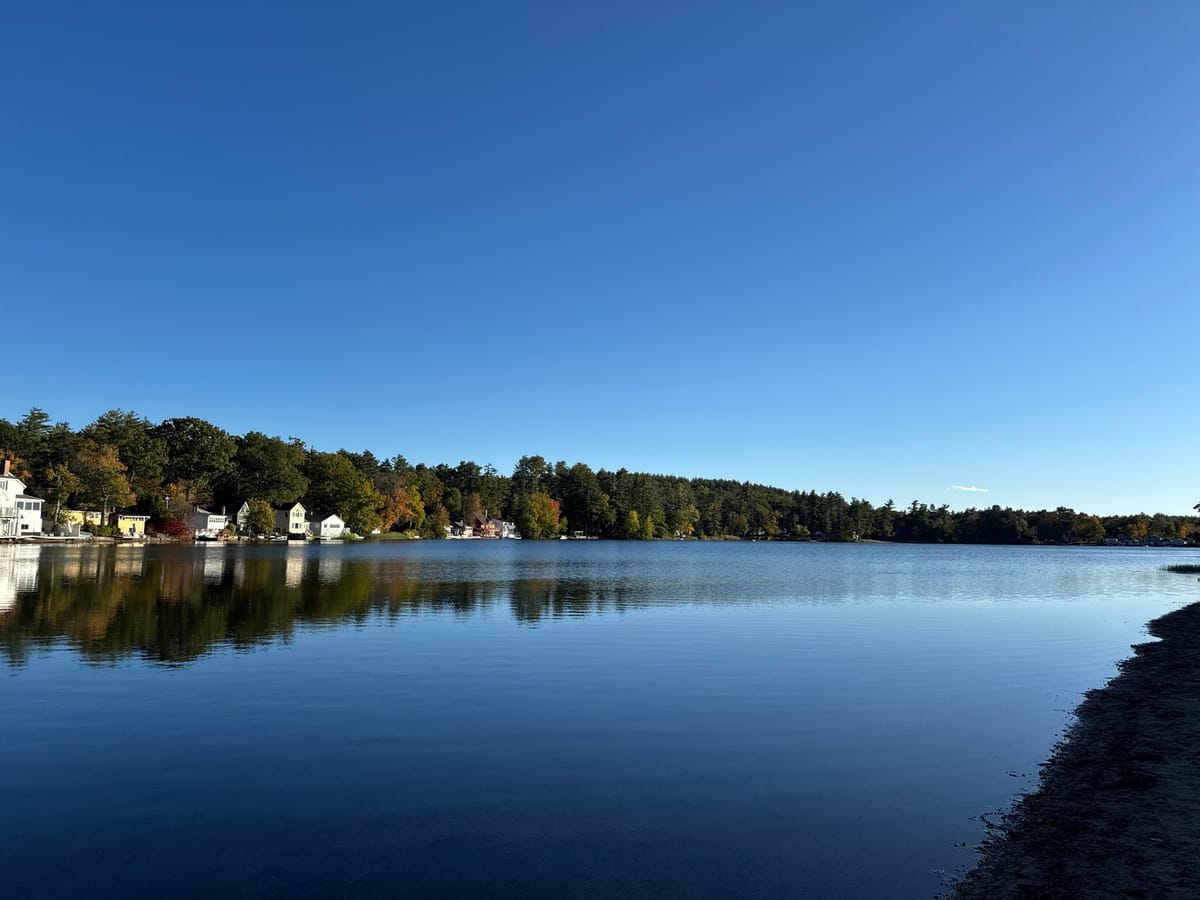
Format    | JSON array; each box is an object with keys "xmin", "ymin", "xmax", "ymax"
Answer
[
  {"xmin": 368, "ymin": 530, "xmax": 421, "ymax": 541},
  {"xmin": 153, "ymin": 518, "xmax": 191, "ymax": 539}
]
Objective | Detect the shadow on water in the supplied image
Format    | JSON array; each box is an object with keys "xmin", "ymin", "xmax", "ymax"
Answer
[{"xmin": 0, "ymin": 545, "xmax": 644, "ymax": 667}]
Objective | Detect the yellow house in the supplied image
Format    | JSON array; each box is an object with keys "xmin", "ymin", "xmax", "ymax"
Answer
[
  {"xmin": 63, "ymin": 510, "xmax": 104, "ymax": 527},
  {"xmin": 114, "ymin": 514, "xmax": 149, "ymax": 537}
]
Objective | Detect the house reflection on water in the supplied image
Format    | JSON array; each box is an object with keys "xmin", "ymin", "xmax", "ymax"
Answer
[
  {"xmin": 202, "ymin": 548, "xmax": 225, "ymax": 585},
  {"xmin": 284, "ymin": 549, "xmax": 304, "ymax": 589},
  {"xmin": 0, "ymin": 546, "xmax": 645, "ymax": 668},
  {"xmin": 0, "ymin": 545, "xmax": 41, "ymax": 614},
  {"xmin": 114, "ymin": 545, "xmax": 146, "ymax": 578}
]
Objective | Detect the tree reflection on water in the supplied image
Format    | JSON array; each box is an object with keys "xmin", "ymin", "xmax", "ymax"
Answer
[{"xmin": 0, "ymin": 545, "xmax": 640, "ymax": 666}]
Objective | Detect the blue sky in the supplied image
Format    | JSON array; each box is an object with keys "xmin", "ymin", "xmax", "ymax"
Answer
[{"xmin": 3, "ymin": 2, "xmax": 1198, "ymax": 515}]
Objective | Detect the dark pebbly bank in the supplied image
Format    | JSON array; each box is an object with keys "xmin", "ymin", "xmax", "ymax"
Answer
[{"xmin": 955, "ymin": 598, "xmax": 1200, "ymax": 899}]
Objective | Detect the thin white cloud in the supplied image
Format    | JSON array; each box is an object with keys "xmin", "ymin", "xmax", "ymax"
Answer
[{"xmin": 950, "ymin": 485, "xmax": 990, "ymax": 493}]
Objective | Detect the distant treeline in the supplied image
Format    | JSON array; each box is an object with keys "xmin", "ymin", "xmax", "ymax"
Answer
[{"xmin": 2, "ymin": 407, "xmax": 1196, "ymax": 543}]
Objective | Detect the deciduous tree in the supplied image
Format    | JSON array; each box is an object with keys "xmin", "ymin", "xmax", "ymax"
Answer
[
  {"xmin": 155, "ymin": 417, "xmax": 236, "ymax": 504},
  {"xmin": 82, "ymin": 410, "xmax": 166, "ymax": 502},
  {"xmin": 224, "ymin": 432, "xmax": 307, "ymax": 505},
  {"xmin": 244, "ymin": 499, "xmax": 276, "ymax": 536},
  {"xmin": 75, "ymin": 441, "xmax": 135, "ymax": 519},
  {"xmin": 301, "ymin": 451, "xmax": 382, "ymax": 535},
  {"xmin": 519, "ymin": 491, "xmax": 562, "ymax": 539},
  {"xmin": 43, "ymin": 464, "xmax": 81, "ymax": 521},
  {"xmin": 376, "ymin": 474, "xmax": 425, "ymax": 532}
]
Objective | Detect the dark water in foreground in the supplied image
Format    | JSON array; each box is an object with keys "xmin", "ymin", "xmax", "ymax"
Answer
[{"xmin": 2, "ymin": 541, "xmax": 1196, "ymax": 898}]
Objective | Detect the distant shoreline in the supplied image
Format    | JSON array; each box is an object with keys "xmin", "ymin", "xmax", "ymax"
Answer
[
  {"xmin": 954, "ymin": 594, "xmax": 1200, "ymax": 898},
  {"xmin": 6, "ymin": 535, "xmax": 1200, "ymax": 549}
]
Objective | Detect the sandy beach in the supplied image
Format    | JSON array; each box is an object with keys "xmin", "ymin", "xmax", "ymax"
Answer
[{"xmin": 954, "ymin": 596, "xmax": 1200, "ymax": 898}]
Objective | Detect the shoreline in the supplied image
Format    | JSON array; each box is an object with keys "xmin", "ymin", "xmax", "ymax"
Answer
[{"xmin": 954, "ymin": 596, "xmax": 1200, "ymax": 898}]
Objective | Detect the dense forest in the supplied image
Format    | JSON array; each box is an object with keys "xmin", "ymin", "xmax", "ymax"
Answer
[{"xmin": 1, "ymin": 407, "xmax": 1196, "ymax": 544}]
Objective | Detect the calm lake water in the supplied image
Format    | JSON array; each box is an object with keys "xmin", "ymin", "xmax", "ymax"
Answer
[{"xmin": 2, "ymin": 541, "xmax": 1197, "ymax": 898}]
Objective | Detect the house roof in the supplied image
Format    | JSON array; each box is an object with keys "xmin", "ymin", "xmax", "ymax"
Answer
[
  {"xmin": 272, "ymin": 502, "xmax": 305, "ymax": 511},
  {"xmin": 0, "ymin": 473, "xmax": 28, "ymax": 486}
]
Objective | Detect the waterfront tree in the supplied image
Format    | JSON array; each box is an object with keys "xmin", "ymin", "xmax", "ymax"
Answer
[
  {"xmin": 519, "ymin": 491, "xmax": 562, "ymax": 539},
  {"xmin": 377, "ymin": 478, "xmax": 425, "ymax": 533},
  {"xmin": 511, "ymin": 455, "xmax": 554, "ymax": 498},
  {"xmin": 340, "ymin": 449, "xmax": 383, "ymax": 480},
  {"xmin": 223, "ymin": 432, "xmax": 307, "ymax": 506},
  {"xmin": 155, "ymin": 417, "xmax": 237, "ymax": 504},
  {"xmin": 244, "ymin": 499, "xmax": 276, "ymax": 536},
  {"xmin": 82, "ymin": 410, "xmax": 167, "ymax": 503},
  {"xmin": 426, "ymin": 503, "xmax": 450, "ymax": 537},
  {"xmin": 560, "ymin": 463, "xmax": 611, "ymax": 536},
  {"xmin": 301, "ymin": 451, "xmax": 383, "ymax": 535},
  {"xmin": 74, "ymin": 440, "xmax": 136, "ymax": 519},
  {"xmin": 1074, "ymin": 514, "xmax": 1106, "ymax": 544},
  {"xmin": 42, "ymin": 464, "xmax": 81, "ymax": 522}
]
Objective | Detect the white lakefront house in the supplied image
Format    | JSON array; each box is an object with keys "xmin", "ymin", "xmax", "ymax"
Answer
[
  {"xmin": 191, "ymin": 508, "xmax": 229, "ymax": 538},
  {"xmin": 307, "ymin": 513, "xmax": 346, "ymax": 539},
  {"xmin": 0, "ymin": 462, "xmax": 44, "ymax": 538},
  {"xmin": 237, "ymin": 501, "xmax": 347, "ymax": 539}
]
